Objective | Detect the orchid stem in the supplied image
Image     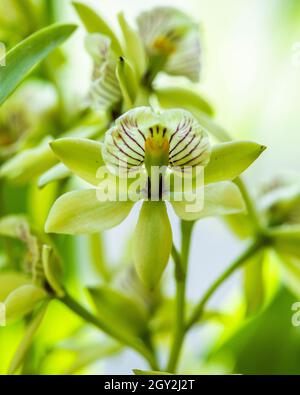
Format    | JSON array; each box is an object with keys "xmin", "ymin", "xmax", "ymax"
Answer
[
  {"xmin": 167, "ymin": 221, "xmax": 194, "ymax": 373},
  {"xmin": 186, "ymin": 237, "xmax": 265, "ymax": 330}
]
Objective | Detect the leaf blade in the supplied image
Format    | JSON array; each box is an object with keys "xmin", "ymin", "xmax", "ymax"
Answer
[{"xmin": 0, "ymin": 23, "xmax": 77, "ymax": 105}]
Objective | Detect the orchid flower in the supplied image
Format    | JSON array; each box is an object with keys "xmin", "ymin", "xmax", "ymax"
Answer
[{"xmin": 45, "ymin": 107, "xmax": 265, "ymax": 288}]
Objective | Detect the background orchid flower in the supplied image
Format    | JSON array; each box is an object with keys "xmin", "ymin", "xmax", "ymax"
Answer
[
  {"xmin": 0, "ymin": 79, "xmax": 58, "ymax": 160},
  {"xmin": 45, "ymin": 107, "xmax": 265, "ymax": 288},
  {"xmin": 75, "ymin": 2, "xmax": 203, "ymax": 119},
  {"xmin": 85, "ymin": 33, "xmax": 122, "ymax": 116},
  {"xmin": 137, "ymin": 7, "xmax": 201, "ymax": 84}
]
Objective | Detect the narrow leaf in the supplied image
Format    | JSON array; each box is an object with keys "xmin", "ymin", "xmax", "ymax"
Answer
[
  {"xmin": 0, "ymin": 24, "xmax": 77, "ymax": 105},
  {"xmin": 88, "ymin": 286, "xmax": 149, "ymax": 339},
  {"xmin": 8, "ymin": 302, "xmax": 48, "ymax": 374},
  {"xmin": 244, "ymin": 251, "xmax": 265, "ymax": 316},
  {"xmin": 133, "ymin": 369, "xmax": 172, "ymax": 375}
]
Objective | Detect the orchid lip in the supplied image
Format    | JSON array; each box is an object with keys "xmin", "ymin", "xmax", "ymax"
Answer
[{"xmin": 102, "ymin": 107, "xmax": 211, "ymax": 176}]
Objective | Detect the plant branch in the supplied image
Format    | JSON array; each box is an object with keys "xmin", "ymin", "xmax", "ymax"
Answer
[
  {"xmin": 234, "ymin": 177, "xmax": 265, "ymax": 233},
  {"xmin": 167, "ymin": 221, "xmax": 194, "ymax": 373},
  {"xmin": 186, "ymin": 237, "xmax": 265, "ymax": 330},
  {"xmin": 60, "ymin": 291, "xmax": 159, "ymax": 371}
]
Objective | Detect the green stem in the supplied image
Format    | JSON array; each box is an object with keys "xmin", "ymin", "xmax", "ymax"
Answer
[
  {"xmin": 60, "ymin": 291, "xmax": 159, "ymax": 371},
  {"xmin": 234, "ymin": 177, "xmax": 264, "ymax": 233},
  {"xmin": 167, "ymin": 221, "xmax": 194, "ymax": 373},
  {"xmin": 186, "ymin": 237, "xmax": 265, "ymax": 330}
]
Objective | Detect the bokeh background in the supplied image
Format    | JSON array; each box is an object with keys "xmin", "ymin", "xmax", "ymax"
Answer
[{"xmin": 1, "ymin": 0, "xmax": 300, "ymax": 374}]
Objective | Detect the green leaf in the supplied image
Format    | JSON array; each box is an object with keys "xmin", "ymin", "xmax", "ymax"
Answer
[
  {"xmin": 134, "ymin": 201, "xmax": 172, "ymax": 289},
  {"xmin": 171, "ymin": 181, "xmax": 245, "ymax": 221},
  {"xmin": 0, "ymin": 272, "xmax": 31, "ymax": 302},
  {"xmin": 117, "ymin": 12, "xmax": 146, "ymax": 78},
  {"xmin": 50, "ymin": 138, "xmax": 104, "ymax": 186},
  {"xmin": 64, "ymin": 342, "xmax": 122, "ymax": 374},
  {"xmin": 0, "ymin": 23, "xmax": 77, "ymax": 105},
  {"xmin": 244, "ymin": 251, "xmax": 265, "ymax": 316},
  {"xmin": 116, "ymin": 56, "xmax": 138, "ymax": 109},
  {"xmin": 205, "ymin": 141, "xmax": 266, "ymax": 185},
  {"xmin": 87, "ymin": 286, "xmax": 149, "ymax": 340},
  {"xmin": 8, "ymin": 302, "xmax": 48, "ymax": 374},
  {"xmin": 155, "ymin": 86, "xmax": 214, "ymax": 117},
  {"xmin": 38, "ymin": 163, "xmax": 70, "ymax": 189},
  {"xmin": 45, "ymin": 189, "xmax": 134, "ymax": 235},
  {"xmin": 4, "ymin": 284, "xmax": 48, "ymax": 323},
  {"xmin": 133, "ymin": 369, "xmax": 172, "ymax": 375},
  {"xmin": 72, "ymin": 1, "xmax": 122, "ymax": 55}
]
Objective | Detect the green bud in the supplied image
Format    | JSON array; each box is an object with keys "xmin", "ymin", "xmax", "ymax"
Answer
[
  {"xmin": 42, "ymin": 245, "xmax": 64, "ymax": 297},
  {"xmin": 4, "ymin": 284, "xmax": 48, "ymax": 324},
  {"xmin": 134, "ymin": 201, "xmax": 172, "ymax": 289},
  {"xmin": 116, "ymin": 56, "xmax": 139, "ymax": 109}
]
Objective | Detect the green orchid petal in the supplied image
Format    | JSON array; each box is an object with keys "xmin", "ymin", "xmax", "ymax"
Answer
[
  {"xmin": 204, "ymin": 141, "xmax": 267, "ymax": 184},
  {"xmin": 272, "ymin": 225, "xmax": 300, "ymax": 259},
  {"xmin": 38, "ymin": 163, "xmax": 70, "ymax": 188},
  {"xmin": 155, "ymin": 86, "xmax": 214, "ymax": 116},
  {"xmin": 73, "ymin": 1, "xmax": 122, "ymax": 54},
  {"xmin": 4, "ymin": 284, "xmax": 48, "ymax": 324},
  {"xmin": 45, "ymin": 189, "xmax": 134, "ymax": 235},
  {"xmin": 0, "ymin": 137, "xmax": 57, "ymax": 184},
  {"xmin": 50, "ymin": 138, "xmax": 104, "ymax": 186},
  {"xmin": 259, "ymin": 175, "xmax": 300, "ymax": 226},
  {"xmin": 0, "ymin": 272, "xmax": 31, "ymax": 302},
  {"xmin": 137, "ymin": 7, "xmax": 201, "ymax": 81},
  {"xmin": 117, "ymin": 12, "xmax": 146, "ymax": 78},
  {"xmin": 85, "ymin": 33, "xmax": 121, "ymax": 113},
  {"xmin": 134, "ymin": 201, "xmax": 172, "ymax": 289},
  {"xmin": 116, "ymin": 56, "xmax": 139, "ymax": 109},
  {"xmin": 161, "ymin": 108, "xmax": 211, "ymax": 169},
  {"xmin": 102, "ymin": 107, "xmax": 157, "ymax": 174},
  {"xmin": 171, "ymin": 181, "xmax": 246, "ymax": 221},
  {"xmin": 165, "ymin": 29, "xmax": 201, "ymax": 82}
]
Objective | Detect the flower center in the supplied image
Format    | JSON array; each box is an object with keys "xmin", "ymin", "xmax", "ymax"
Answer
[{"xmin": 144, "ymin": 125, "xmax": 169, "ymax": 175}]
